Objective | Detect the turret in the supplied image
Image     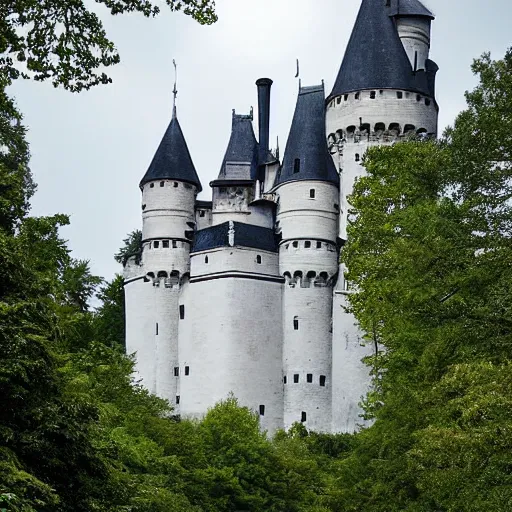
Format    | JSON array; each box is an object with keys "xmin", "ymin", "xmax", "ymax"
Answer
[
  {"xmin": 275, "ymin": 83, "xmax": 339, "ymax": 432},
  {"xmin": 125, "ymin": 105, "xmax": 201, "ymax": 409}
]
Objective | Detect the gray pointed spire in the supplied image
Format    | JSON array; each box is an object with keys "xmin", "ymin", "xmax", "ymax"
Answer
[
  {"xmin": 328, "ymin": 0, "xmax": 433, "ymax": 101},
  {"xmin": 275, "ymin": 84, "xmax": 339, "ymax": 188},
  {"xmin": 140, "ymin": 112, "xmax": 202, "ymax": 191}
]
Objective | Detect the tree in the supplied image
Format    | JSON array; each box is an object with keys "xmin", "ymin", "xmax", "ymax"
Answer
[{"xmin": 1, "ymin": 0, "xmax": 217, "ymax": 91}]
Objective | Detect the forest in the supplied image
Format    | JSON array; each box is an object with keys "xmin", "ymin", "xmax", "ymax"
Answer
[{"xmin": 1, "ymin": 1, "xmax": 512, "ymax": 511}]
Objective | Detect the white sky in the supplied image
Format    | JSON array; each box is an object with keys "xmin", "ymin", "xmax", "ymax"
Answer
[{"xmin": 9, "ymin": 0, "xmax": 512, "ymax": 281}]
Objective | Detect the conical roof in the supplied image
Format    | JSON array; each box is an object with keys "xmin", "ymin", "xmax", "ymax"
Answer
[
  {"xmin": 217, "ymin": 113, "xmax": 259, "ymax": 181},
  {"xmin": 275, "ymin": 84, "xmax": 339, "ymax": 188},
  {"xmin": 389, "ymin": 0, "xmax": 434, "ymax": 18},
  {"xmin": 328, "ymin": 0, "xmax": 432, "ymax": 100},
  {"xmin": 140, "ymin": 109, "xmax": 202, "ymax": 191}
]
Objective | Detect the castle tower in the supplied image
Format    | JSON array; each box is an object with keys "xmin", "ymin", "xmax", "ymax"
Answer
[
  {"xmin": 326, "ymin": 0, "xmax": 438, "ymax": 432},
  {"xmin": 178, "ymin": 80, "xmax": 284, "ymax": 433},
  {"xmin": 274, "ymin": 84, "xmax": 340, "ymax": 432},
  {"xmin": 124, "ymin": 105, "xmax": 202, "ymax": 409}
]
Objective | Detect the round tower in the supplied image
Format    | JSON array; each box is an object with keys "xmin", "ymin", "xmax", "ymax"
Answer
[
  {"xmin": 325, "ymin": 0, "xmax": 438, "ymax": 432},
  {"xmin": 124, "ymin": 106, "xmax": 202, "ymax": 409},
  {"xmin": 275, "ymin": 84, "xmax": 339, "ymax": 432}
]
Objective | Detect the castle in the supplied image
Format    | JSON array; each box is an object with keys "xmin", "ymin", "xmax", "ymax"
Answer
[{"xmin": 123, "ymin": 0, "xmax": 439, "ymax": 433}]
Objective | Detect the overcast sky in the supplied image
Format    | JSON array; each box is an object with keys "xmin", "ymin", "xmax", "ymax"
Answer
[{"xmin": 9, "ymin": 0, "xmax": 512, "ymax": 281}]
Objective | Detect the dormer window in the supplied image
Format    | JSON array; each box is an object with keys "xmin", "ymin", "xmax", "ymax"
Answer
[{"xmin": 294, "ymin": 159, "xmax": 301, "ymax": 173}]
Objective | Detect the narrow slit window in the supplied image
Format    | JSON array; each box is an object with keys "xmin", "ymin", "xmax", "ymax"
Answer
[
  {"xmin": 320, "ymin": 375, "xmax": 326, "ymax": 387},
  {"xmin": 155, "ymin": 323, "xmax": 159, "ymax": 335},
  {"xmin": 305, "ymin": 241, "xmax": 311, "ymax": 248},
  {"xmin": 176, "ymin": 395, "xmax": 180, "ymax": 404},
  {"xmin": 200, "ymin": 210, "xmax": 206, "ymax": 217},
  {"xmin": 336, "ymin": 96, "xmax": 341, "ymax": 104},
  {"xmin": 180, "ymin": 305, "xmax": 185, "ymax": 320},
  {"xmin": 355, "ymin": 153, "xmax": 360, "ymax": 162},
  {"xmin": 416, "ymin": 94, "xmax": 422, "ymax": 102},
  {"xmin": 294, "ymin": 374, "xmax": 299, "ymax": 384},
  {"xmin": 307, "ymin": 374, "xmax": 313, "ymax": 383},
  {"xmin": 259, "ymin": 405, "xmax": 265, "ymax": 416},
  {"xmin": 283, "ymin": 376, "xmax": 287, "ymax": 384},
  {"xmin": 414, "ymin": 51, "xmax": 418, "ymax": 72},
  {"xmin": 294, "ymin": 158, "xmax": 301, "ymax": 173},
  {"xmin": 160, "ymin": 181, "xmax": 165, "ymax": 187},
  {"xmin": 185, "ymin": 366, "xmax": 190, "ymax": 376},
  {"xmin": 205, "ymin": 255, "xmax": 209, "ymax": 264},
  {"xmin": 301, "ymin": 411, "xmax": 307, "ymax": 422},
  {"xmin": 256, "ymin": 255, "xmax": 262, "ymax": 264},
  {"xmin": 174, "ymin": 367, "xmax": 179, "ymax": 377},
  {"xmin": 309, "ymin": 189, "xmax": 315, "ymax": 199},
  {"xmin": 163, "ymin": 240, "xmax": 169, "ymax": 248},
  {"xmin": 344, "ymin": 94, "xmax": 348, "ymax": 101},
  {"xmin": 293, "ymin": 316, "xmax": 299, "ymax": 331}
]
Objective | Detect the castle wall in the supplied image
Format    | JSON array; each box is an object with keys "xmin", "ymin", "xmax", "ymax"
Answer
[{"xmin": 179, "ymin": 246, "xmax": 283, "ymax": 433}]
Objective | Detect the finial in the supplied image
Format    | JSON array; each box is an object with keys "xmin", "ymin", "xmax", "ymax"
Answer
[
  {"xmin": 295, "ymin": 58, "xmax": 300, "ymax": 79},
  {"xmin": 276, "ymin": 136, "xmax": 280, "ymax": 160},
  {"xmin": 172, "ymin": 59, "xmax": 178, "ymax": 118},
  {"xmin": 250, "ymin": 106, "xmax": 254, "ymax": 120}
]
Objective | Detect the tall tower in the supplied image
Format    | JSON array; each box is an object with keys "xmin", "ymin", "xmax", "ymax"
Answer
[
  {"xmin": 275, "ymin": 84, "xmax": 340, "ymax": 432},
  {"xmin": 326, "ymin": 0, "xmax": 438, "ymax": 432},
  {"xmin": 124, "ymin": 105, "xmax": 202, "ymax": 409}
]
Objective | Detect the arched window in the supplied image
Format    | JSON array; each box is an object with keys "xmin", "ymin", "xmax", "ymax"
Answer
[
  {"xmin": 346, "ymin": 125, "xmax": 356, "ymax": 135},
  {"xmin": 293, "ymin": 316, "xmax": 299, "ymax": 331},
  {"xmin": 389, "ymin": 123, "xmax": 400, "ymax": 133},
  {"xmin": 404, "ymin": 124, "xmax": 416, "ymax": 133},
  {"xmin": 375, "ymin": 122, "xmax": 386, "ymax": 132}
]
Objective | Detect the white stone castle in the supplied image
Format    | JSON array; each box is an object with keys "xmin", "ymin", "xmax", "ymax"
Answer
[{"xmin": 123, "ymin": 0, "xmax": 439, "ymax": 433}]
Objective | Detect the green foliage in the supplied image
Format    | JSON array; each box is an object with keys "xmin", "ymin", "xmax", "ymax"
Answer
[
  {"xmin": 115, "ymin": 229, "xmax": 142, "ymax": 266},
  {"xmin": 1, "ymin": 0, "xmax": 217, "ymax": 91},
  {"xmin": 337, "ymin": 48, "xmax": 512, "ymax": 511}
]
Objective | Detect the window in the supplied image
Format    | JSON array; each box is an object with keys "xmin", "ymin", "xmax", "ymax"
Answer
[
  {"xmin": 380, "ymin": 90, "xmax": 384, "ymax": 95},
  {"xmin": 199, "ymin": 210, "xmax": 206, "ymax": 217},
  {"xmin": 176, "ymin": 395, "xmax": 180, "ymax": 404},
  {"xmin": 414, "ymin": 51, "xmax": 418, "ymax": 72},
  {"xmin": 344, "ymin": 94, "xmax": 348, "ymax": 101},
  {"xmin": 294, "ymin": 158, "xmax": 301, "ymax": 173},
  {"xmin": 259, "ymin": 405, "xmax": 265, "ymax": 416},
  {"xmin": 305, "ymin": 241, "xmax": 311, "ymax": 248},
  {"xmin": 425, "ymin": 98, "xmax": 431, "ymax": 106},
  {"xmin": 163, "ymin": 240, "xmax": 169, "ymax": 248},
  {"xmin": 334, "ymin": 204, "xmax": 340, "ymax": 211},
  {"xmin": 307, "ymin": 374, "xmax": 313, "ymax": 383},
  {"xmin": 316, "ymin": 241, "xmax": 322, "ymax": 249},
  {"xmin": 185, "ymin": 366, "xmax": 190, "ymax": 376},
  {"xmin": 284, "ymin": 376, "xmax": 287, "ymax": 384},
  {"xmin": 142, "ymin": 204, "xmax": 146, "ymax": 210},
  {"xmin": 405, "ymin": 92, "xmax": 410, "ymax": 98},
  {"xmin": 180, "ymin": 305, "xmax": 185, "ymax": 320},
  {"xmin": 336, "ymin": 96, "xmax": 341, "ymax": 104},
  {"xmin": 370, "ymin": 91, "xmax": 376, "ymax": 99},
  {"xmin": 174, "ymin": 367, "xmax": 179, "ymax": 377},
  {"xmin": 220, "ymin": 187, "xmax": 227, "ymax": 193},
  {"xmin": 293, "ymin": 241, "xmax": 298, "ymax": 248},
  {"xmin": 397, "ymin": 91, "xmax": 403, "ymax": 99},
  {"xmin": 294, "ymin": 374, "xmax": 299, "ymax": 384},
  {"xmin": 256, "ymin": 255, "xmax": 262, "ymax": 264},
  {"xmin": 293, "ymin": 316, "xmax": 299, "ymax": 330},
  {"xmin": 355, "ymin": 153, "xmax": 360, "ymax": 162},
  {"xmin": 320, "ymin": 375, "xmax": 326, "ymax": 387},
  {"xmin": 205, "ymin": 255, "xmax": 209, "ymax": 264},
  {"xmin": 160, "ymin": 181, "xmax": 165, "ymax": 187},
  {"xmin": 173, "ymin": 182, "xmax": 179, "ymax": 188},
  {"xmin": 172, "ymin": 240, "xmax": 178, "ymax": 248},
  {"xmin": 154, "ymin": 241, "xmax": 160, "ymax": 248},
  {"xmin": 309, "ymin": 189, "xmax": 315, "ymax": 199},
  {"xmin": 150, "ymin": 183, "xmax": 155, "ymax": 188},
  {"xmin": 155, "ymin": 323, "xmax": 159, "ymax": 335},
  {"xmin": 416, "ymin": 94, "xmax": 421, "ymax": 102},
  {"xmin": 301, "ymin": 411, "xmax": 307, "ymax": 422},
  {"xmin": 355, "ymin": 92, "xmax": 360, "ymax": 100},
  {"xmin": 184, "ymin": 183, "xmax": 192, "ymax": 189}
]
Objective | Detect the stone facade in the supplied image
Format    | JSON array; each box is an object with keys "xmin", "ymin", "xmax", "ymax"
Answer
[{"xmin": 124, "ymin": 0, "xmax": 439, "ymax": 434}]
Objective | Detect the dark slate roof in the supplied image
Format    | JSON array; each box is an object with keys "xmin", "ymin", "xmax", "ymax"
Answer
[
  {"xmin": 328, "ymin": 0, "xmax": 432, "ymax": 100},
  {"xmin": 140, "ymin": 109, "xmax": 202, "ymax": 191},
  {"xmin": 217, "ymin": 113, "xmax": 259, "ymax": 182},
  {"xmin": 275, "ymin": 84, "xmax": 339, "ymax": 188},
  {"xmin": 192, "ymin": 221, "xmax": 278, "ymax": 253},
  {"xmin": 389, "ymin": 0, "xmax": 434, "ymax": 18}
]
